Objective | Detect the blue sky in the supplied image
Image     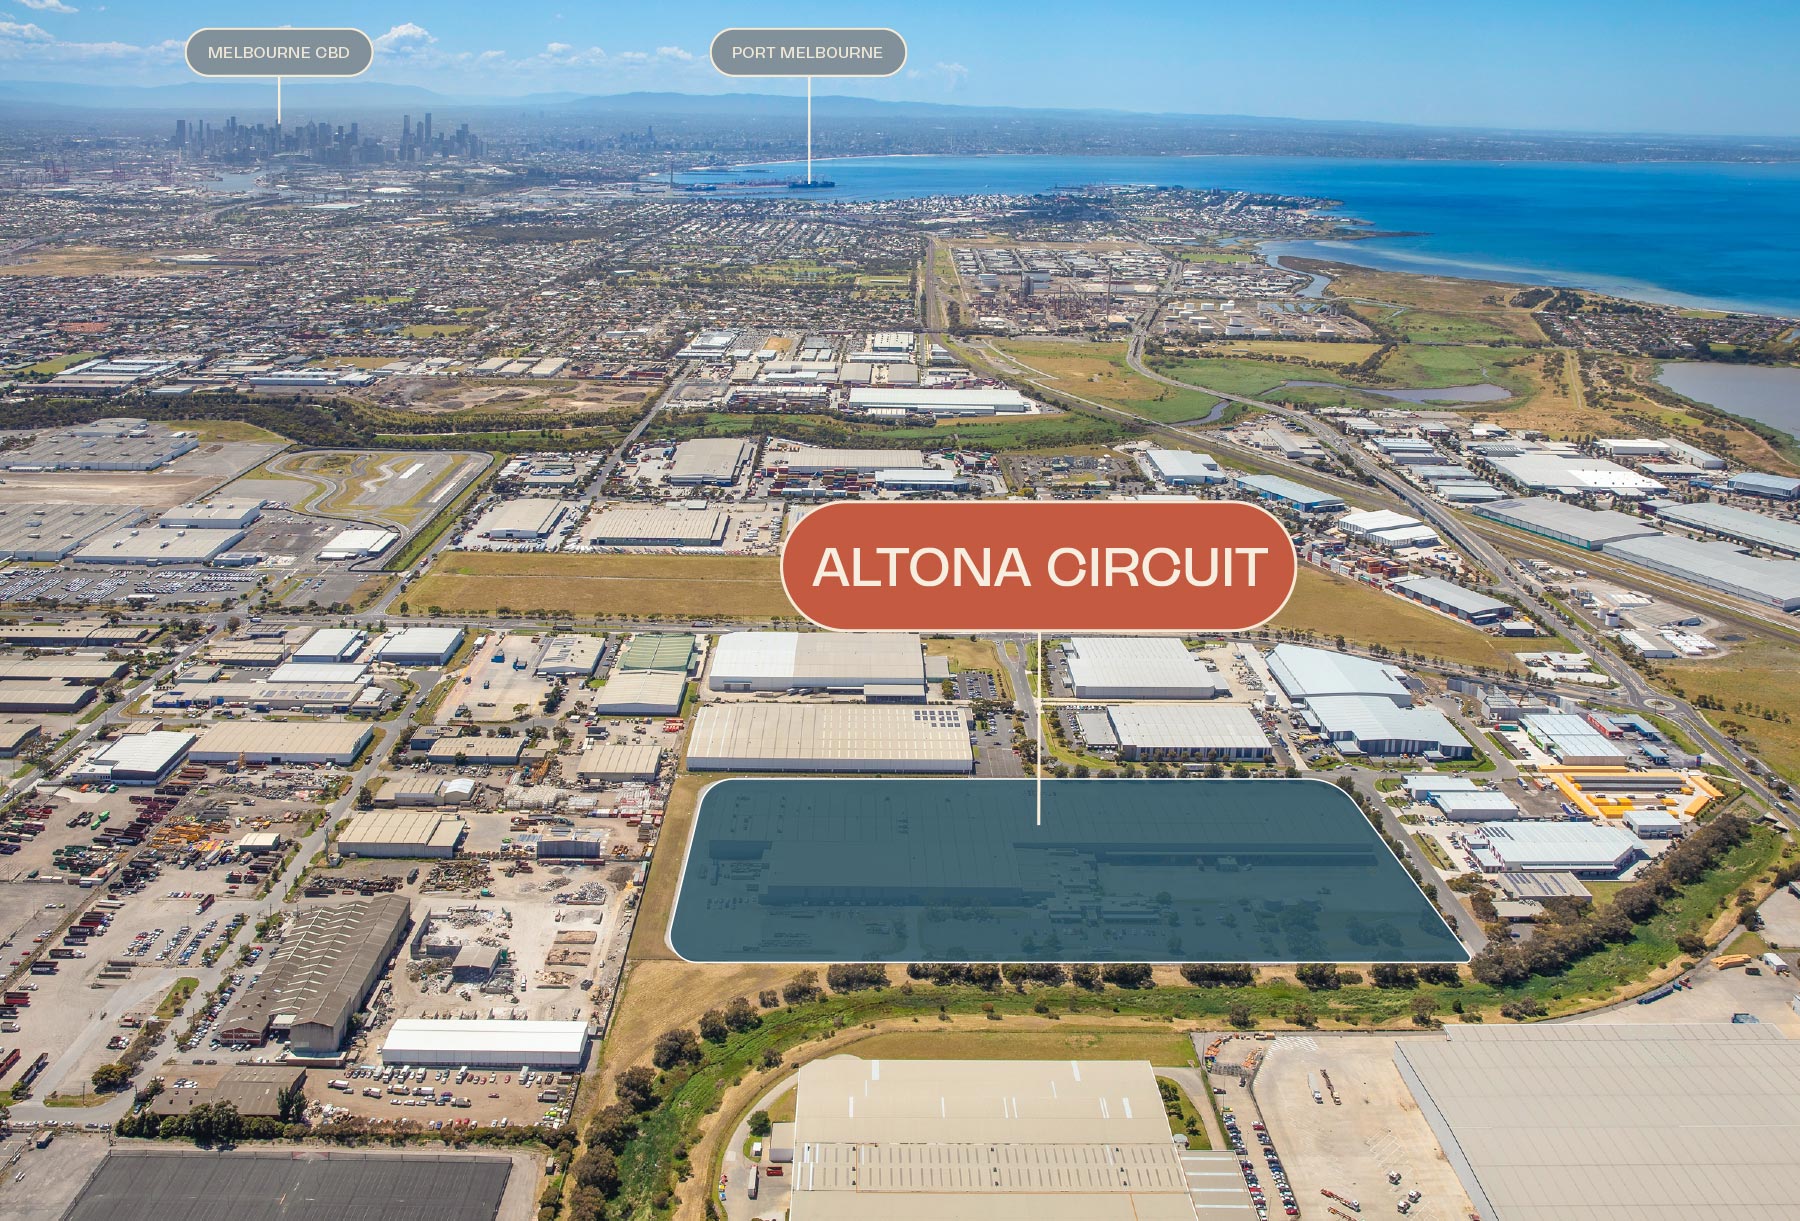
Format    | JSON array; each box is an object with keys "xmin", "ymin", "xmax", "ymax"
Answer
[{"xmin": 2, "ymin": 0, "xmax": 1796, "ymax": 136}]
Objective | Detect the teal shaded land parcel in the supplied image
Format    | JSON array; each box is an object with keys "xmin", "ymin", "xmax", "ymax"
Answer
[{"xmin": 668, "ymin": 778, "xmax": 1465, "ymax": 963}]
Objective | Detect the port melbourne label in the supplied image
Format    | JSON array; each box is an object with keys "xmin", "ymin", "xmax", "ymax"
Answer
[
  {"xmin": 782, "ymin": 500, "xmax": 1297, "ymax": 631},
  {"xmin": 186, "ymin": 28, "xmax": 374, "ymax": 77},
  {"xmin": 669, "ymin": 779, "xmax": 1467, "ymax": 964},
  {"xmin": 711, "ymin": 28, "xmax": 907, "ymax": 77}
]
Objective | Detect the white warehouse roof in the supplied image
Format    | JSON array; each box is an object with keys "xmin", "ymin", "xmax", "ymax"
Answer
[
  {"xmin": 380, "ymin": 1018, "xmax": 589, "ymax": 1066},
  {"xmin": 1266, "ymin": 643, "xmax": 1411, "ymax": 706},
  {"xmin": 709, "ymin": 631, "xmax": 923, "ymax": 691},
  {"xmin": 687, "ymin": 704, "xmax": 972, "ymax": 773},
  {"xmin": 1064, "ymin": 637, "xmax": 1217, "ymax": 699}
]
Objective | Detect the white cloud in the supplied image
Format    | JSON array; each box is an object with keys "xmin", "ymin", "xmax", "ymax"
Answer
[
  {"xmin": 373, "ymin": 22, "xmax": 435, "ymax": 53},
  {"xmin": 13, "ymin": 0, "xmax": 78, "ymax": 12},
  {"xmin": 656, "ymin": 45, "xmax": 693, "ymax": 61},
  {"xmin": 0, "ymin": 19, "xmax": 180, "ymax": 65},
  {"xmin": 936, "ymin": 61, "xmax": 970, "ymax": 90}
]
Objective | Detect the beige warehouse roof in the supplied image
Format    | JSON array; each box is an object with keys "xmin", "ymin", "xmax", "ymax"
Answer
[
  {"xmin": 1395, "ymin": 1023, "xmax": 1800, "ymax": 1221},
  {"xmin": 575, "ymin": 738, "xmax": 662, "ymax": 778},
  {"xmin": 790, "ymin": 1057, "xmax": 1232, "ymax": 1221},
  {"xmin": 191, "ymin": 719, "xmax": 371, "ymax": 761},
  {"xmin": 340, "ymin": 809, "xmax": 467, "ymax": 850}
]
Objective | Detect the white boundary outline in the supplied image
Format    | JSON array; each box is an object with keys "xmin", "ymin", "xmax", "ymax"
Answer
[{"xmin": 663, "ymin": 775, "xmax": 1470, "ymax": 965}]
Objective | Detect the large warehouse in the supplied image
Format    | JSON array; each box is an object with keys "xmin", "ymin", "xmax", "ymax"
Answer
[
  {"xmin": 775, "ymin": 447, "xmax": 932, "ymax": 475},
  {"xmin": 1143, "ymin": 448, "xmax": 1227, "ymax": 485},
  {"xmin": 337, "ymin": 809, "xmax": 468, "ymax": 858},
  {"xmin": 1396, "ymin": 1023, "xmax": 1800, "ymax": 1221},
  {"xmin": 575, "ymin": 739, "xmax": 663, "ymax": 783},
  {"xmin": 1233, "ymin": 474, "xmax": 1345, "ymax": 513},
  {"xmin": 72, "ymin": 525, "xmax": 246, "ymax": 566},
  {"xmin": 1467, "ymin": 821, "xmax": 1640, "ymax": 875},
  {"xmin": 1388, "ymin": 575, "xmax": 1513, "ymax": 625},
  {"xmin": 686, "ymin": 704, "xmax": 973, "ymax": 773},
  {"xmin": 708, "ymin": 631, "xmax": 925, "ymax": 692},
  {"xmin": 845, "ymin": 387, "xmax": 1032, "ymax": 416},
  {"xmin": 218, "ymin": 895, "xmax": 411, "ymax": 1056},
  {"xmin": 190, "ymin": 720, "xmax": 372, "ymax": 765},
  {"xmin": 1303, "ymin": 695, "xmax": 1473, "ymax": 759},
  {"xmin": 470, "ymin": 498, "xmax": 570, "ymax": 541},
  {"xmin": 1063, "ymin": 636, "xmax": 1219, "ymax": 699},
  {"xmin": 1519, "ymin": 713, "xmax": 1628, "ymax": 765},
  {"xmin": 788, "ymin": 1056, "xmax": 1252, "ymax": 1221},
  {"xmin": 667, "ymin": 437, "xmax": 755, "ymax": 486},
  {"xmin": 591, "ymin": 669, "xmax": 687, "ymax": 715},
  {"xmin": 1601, "ymin": 532, "xmax": 1800, "ymax": 611},
  {"xmin": 69, "ymin": 730, "xmax": 195, "ymax": 786},
  {"xmin": 1099, "ymin": 705, "xmax": 1272, "ymax": 762},
  {"xmin": 583, "ymin": 505, "xmax": 730, "ymax": 547},
  {"xmin": 377, "ymin": 626, "xmax": 465, "ymax": 666},
  {"xmin": 1653, "ymin": 500, "xmax": 1800, "ymax": 557},
  {"xmin": 1266, "ymin": 643, "xmax": 1412, "ymax": 706},
  {"xmin": 380, "ymin": 1018, "xmax": 590, "ymax": 1069},
  {"xmin": 0, "ymin": 501, "xmax": 147, "ymax": 561},
  {"xmin": 1473, "ymin": 497, "xmax": 1661, "ymax": 550}
]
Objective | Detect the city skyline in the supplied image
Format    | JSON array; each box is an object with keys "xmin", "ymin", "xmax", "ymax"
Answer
[{"xmin": 1, "ymin": 0, "xmax": 1798, "ymax": 138}]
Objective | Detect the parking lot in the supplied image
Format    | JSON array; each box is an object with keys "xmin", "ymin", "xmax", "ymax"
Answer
[{"xmin": 1230, "ymin": 1034, "xmax": 1475, "ymax": 1221}]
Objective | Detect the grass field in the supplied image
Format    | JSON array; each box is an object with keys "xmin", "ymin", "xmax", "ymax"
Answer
[
  {"xmin": 0, "ymin": 247, "xmax": 190, "ymax": 278},
  {"xmin": 994, "ymin": 339, "xmax": 1223, "ymax": 423},
  {"xmin": 1312, "ymin": 262, "xmax": 1543, "ymax": 343},
  {"xmin": 172, "ymin": 420, "xmax": 291, "ymax": 444},
  {"xmin": 1208, "ymin": 340, "xmax": 1384, "ymax": 365},
  {"xmin": 1667, "ymin": 635, "xmax": 1800, "ymax": 779},
  {"xmin": 412, "ymin": 552, "xmax": 800, "ymax": 620},
  {"xmin": 841, "ymin": 1027, "xmax": 1199, "ymax": 1065},
  {"xmin": 399, "ymin": 323, "xmax": 473, "ymax": 338},
  {"xmin": 1271, "ymin": 566, "xmax": 1528, "ymax": 669},
  {"xmin": 20, "ymin": 351, "xmax": 100, "ymax": 375}
]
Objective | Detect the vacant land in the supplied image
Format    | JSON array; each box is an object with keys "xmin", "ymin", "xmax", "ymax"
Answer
[
  {"xmin": 994, "ymin": 339, "xmax": 1223, "ymax": 423},
  {"xmin": 412, "ymin": 553, "xmax": 799, "ymax": 620},
  {"xmin": 1668, "ymin": 635, "xmax": 1800, "ymax": 779},
  {"xmin": 1272, "ymin": 566, "xmax": 1525, "ymax": 669},
  {"xmin": 0, "ymin": 246, "xmax": 203, "ymax": 278},
  {"xmin": 1208, "ymin": 340, "xmax": 1384, "ymax": 365},
  {"xmin": 1308, "ymin": 260, "xmax": 1543, "ymax": 342},
  {"xmin": 842, "ymin": 1026, "xmax": 1198, "ymax": 1065}
]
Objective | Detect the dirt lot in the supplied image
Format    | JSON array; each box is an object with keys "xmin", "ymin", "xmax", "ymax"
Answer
[
  {"xmin": 1248, "ymin": 1033, "xmax": 1476, "ymax": 1221},
  {"xmin": 436, "ymin": 630, "xmax": 554, "ymax": 724},
  {"xmin": 411, "ymin": 553, "xmax": 796, "ymax": 620}
]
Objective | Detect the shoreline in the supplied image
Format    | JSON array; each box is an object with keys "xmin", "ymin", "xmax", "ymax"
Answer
[{"xmin": 684, "ymin": 153, "xmax": 1800, "ymax": 321}]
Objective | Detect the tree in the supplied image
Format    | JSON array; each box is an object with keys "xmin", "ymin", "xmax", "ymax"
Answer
[
  {"xmin": 616, "ymin": 1065, "xmax": 658, "ymax": 1112},
  {"xmin": 782, "ymin": 970, "xmax": 822, "ymax": 1004},
  {"xmin": 1226, "ymin": 1001, "xmax": 1255, "ymax": 1029},
  {"xmin": 1411, "ymin": 994, "xmax": 1440, "ymax": 1027},
  {"xmin": 1100, "ymin": 963, "xmax": 1153, "ymax": 989},
  {"xmin": 748, "ymin": 1109, "xmax": 773, "ymax": 1138},
  {"xmin": 277, "ymin": 1079, "xmax": 307, "ymax": 1122},
  {"xmin": 91, "ymin": 1062, "xmax": 131, "ymax": 1093},
  {"xmin": 698, "ymin": 1008, "xmax": 729, "ymax": 1043},
  {"xmin": 571, "ymin": 1147, "xmax": 621, "ymax": 1198},
  {"xmin": 652, "ymin": 1027, "xmax": 701, "ymax": 1069},
  {"xmin": 1295, "ymin": 963, "xmax": 1342, "ymax": 991},
  {"xmin": 586, "ymin": 1102, "xmax": 638, "ymax": 1153},
  {"xmin": 724, "ymin": 995, "xmax": 760, "ymax": 1032}
]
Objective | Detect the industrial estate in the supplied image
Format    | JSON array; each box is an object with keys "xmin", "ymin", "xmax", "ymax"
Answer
[{"xmin": 0, "ymin": 21, "xmax": 1799, "ymax": 1221}]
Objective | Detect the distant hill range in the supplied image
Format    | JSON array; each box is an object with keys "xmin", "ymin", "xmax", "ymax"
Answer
[{"xmin": 3, "ymin": 80, "xmax": 1794, "ymax": 161}]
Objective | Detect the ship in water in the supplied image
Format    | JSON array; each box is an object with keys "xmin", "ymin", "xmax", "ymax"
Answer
[{"xmin": 789, "ymin": 179, "xmax": 835, "ymax": 190}]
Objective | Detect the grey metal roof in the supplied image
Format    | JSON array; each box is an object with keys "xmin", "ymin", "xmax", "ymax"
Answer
[
  {"xmin": 1395, "ymin": 1024, "xmax": 1800, "ymax": 1221},
  {"xmin": 1653, "ymin": 499, "xmax": 1800, "ymax": 555},
  {"xmin": 65, "ymin": 1148, "xmax": 511, "ymax": 1221}
]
